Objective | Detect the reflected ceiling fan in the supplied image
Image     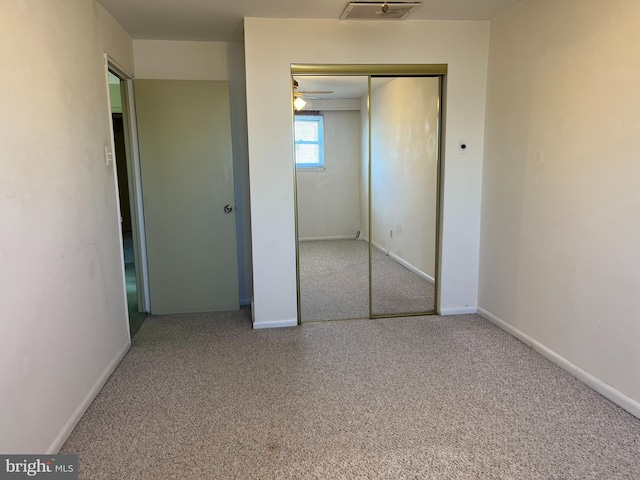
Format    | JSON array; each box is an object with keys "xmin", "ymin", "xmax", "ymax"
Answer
[{"xmin": 293, "ymin": 79, "xmax": 333, "ymax": 110}]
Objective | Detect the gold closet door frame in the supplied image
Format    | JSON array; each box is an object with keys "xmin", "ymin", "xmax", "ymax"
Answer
[{"xmin": 291, "ymin": 64, "xmax": 447, "ymax": 324}]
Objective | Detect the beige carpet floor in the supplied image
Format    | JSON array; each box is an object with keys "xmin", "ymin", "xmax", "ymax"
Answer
[
  {"xmin": 299, "ymin": 240, "xmax": 434, "ymax": 322},
  {"xmin": 61, "ymin": 310, "xmax": 640, "ymax": 479}
]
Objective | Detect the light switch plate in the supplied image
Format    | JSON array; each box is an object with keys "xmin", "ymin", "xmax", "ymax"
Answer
[{"xmin": 104, "ymin": 146, "xmax": 113, "ymax": 166}]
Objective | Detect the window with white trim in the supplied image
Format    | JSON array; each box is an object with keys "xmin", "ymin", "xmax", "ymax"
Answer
[{"xmin": 294, "ymin": 115, "xmax": 325, "ymax": 169}]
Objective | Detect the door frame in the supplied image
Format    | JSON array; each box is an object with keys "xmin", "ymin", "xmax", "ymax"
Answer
[
  {"xmin": 291, "ymin": 64, "xmax": 447, "ymax": 324},
  {"xmin": 104, "ymin": 54, "xmax": 151, "ymax": 326}
]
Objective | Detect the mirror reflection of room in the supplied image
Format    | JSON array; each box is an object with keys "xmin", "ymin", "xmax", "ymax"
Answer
[
  {"xmin": 295, "ymin": 75, "xmax": 369, "ymax": 323},
  {"xmin": 294, "ymin": 73, "xmax": 440, "ymax": 323},
  {"xmin": 370, "ymin": 76, "xmax": 440, "ymax": 317}
]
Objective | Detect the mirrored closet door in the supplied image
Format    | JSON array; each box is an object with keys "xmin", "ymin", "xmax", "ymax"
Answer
[
  {"xmin": 292, "ymin": 66, "xmax": 444, "ymax": 323},
  {"xmin": 294, "ymin": 75, "xmax": 370, "ymax": 323},
  {"xmin": 369, "ymin": 76, "xmax": 441, "ymax": 317}
]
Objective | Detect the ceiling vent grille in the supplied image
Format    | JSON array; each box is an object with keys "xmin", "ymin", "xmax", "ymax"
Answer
[{"xmin": 340, "ymin": 2, "xmax": 422, "ymax": 20}]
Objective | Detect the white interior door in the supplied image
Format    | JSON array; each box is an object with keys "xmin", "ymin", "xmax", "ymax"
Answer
[{"xmin": 135, "ymin": 79, "xmax": 239, "ymax": 314}]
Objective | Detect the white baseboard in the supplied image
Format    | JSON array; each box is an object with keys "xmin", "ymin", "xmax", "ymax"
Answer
[
  {"xmin": 387, "ymin": 251, "xmax": 435, "ymax": 285},
  {"xmin": 48, "ymin": 340, "xmax": 131, "ymax": 453},
  {"xmin": 370, "ymin": 241, "xmax": 435, "ymax": 284},
  {"xmin": 370, "ymin": 240, "xmax": 385, "ymax": 253},
  {"xmin": 477, "ymin": 307, "xmax": 640, "ymax": 420},
  {"xmin": 299, "ymin": 236, "xmax": 356, "ymax": 242},
  {"xmin": 252, "ymin": 318, "xmax": 298, "ymax": 329},
  {"xmin": 440, "ymin": 307, "xmax": 477, "ymax": 315}
]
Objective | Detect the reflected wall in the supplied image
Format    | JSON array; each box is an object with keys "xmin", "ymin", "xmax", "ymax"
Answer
[{"xmin": 370, "ymin": 77, "xmax": 440, "ymax": 316}]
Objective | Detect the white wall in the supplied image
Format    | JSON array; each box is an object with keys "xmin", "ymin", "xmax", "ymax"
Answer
[
  {"xmin": 134, "ymin": 40, "xmax": 228, "ymax": 80},
  {"xmin": 297, "ymin": 110, "xmax": 361, "ymax": 240},
  {"xmin": 479, "ymin": 0, "xmax": 640, "ymax": 409},
  {"xmin": 244, "ymin": 18, "xmax": 490, "ymax": 326},
  {"xmin": 133, "ymin": 40, "xmax": 253, "ymax": 305},
  {"xmin": 369, "ymin": 77, "xmax": 440, "ymax": 280},
  {"xmin": 0, "ymin": 0, "xmax": 134, "ymax": 452}
]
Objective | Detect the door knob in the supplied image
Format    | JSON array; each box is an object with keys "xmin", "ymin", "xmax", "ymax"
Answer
[{"xmin": 224, "ymin": 205, "xmax": 233, "ymax": 213}]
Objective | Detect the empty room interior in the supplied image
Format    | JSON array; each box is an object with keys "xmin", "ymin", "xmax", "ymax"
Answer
[{"xmin": 1, "ymin": 0, "xmax": 639, "ymax": 478}]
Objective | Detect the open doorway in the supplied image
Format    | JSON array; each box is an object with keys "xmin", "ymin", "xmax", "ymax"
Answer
[{"xmin": 107, "ymin": 69, "xmax": 148, "ymax": 336}]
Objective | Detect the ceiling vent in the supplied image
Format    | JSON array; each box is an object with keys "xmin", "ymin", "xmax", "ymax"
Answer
[{"xmin": 340, "ymin": 2, "xmax": 422, "ymax": 20}]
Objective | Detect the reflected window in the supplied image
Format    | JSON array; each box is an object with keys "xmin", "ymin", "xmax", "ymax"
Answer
[{"xmin": 294, "ymin": 115, "xmax": 324, "ymax": 169}]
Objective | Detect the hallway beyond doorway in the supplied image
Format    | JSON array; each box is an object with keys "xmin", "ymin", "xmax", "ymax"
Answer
[{"xmin": 123, "ymin": 233, "xmax": 146, "ymax": 336}]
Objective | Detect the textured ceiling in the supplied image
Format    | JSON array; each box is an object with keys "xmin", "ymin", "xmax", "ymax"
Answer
[{"xmin": 97, "ymin": 0, "xmax": 523, "ymax": 42}]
